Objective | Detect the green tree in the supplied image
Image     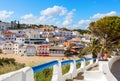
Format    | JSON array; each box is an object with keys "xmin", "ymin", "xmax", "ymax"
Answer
[
  {"xmin": 17, "ymin": 21, "xmax": 20, "ymax": 29},
  {"xmin": 79, "ymin": 38, "xmax": 100, "ymax": 58},
  {"xmin": 0, "ymin": 49, "xmax": 2, "ymax": 53},
  {"xmin": 73, "ymin": 29, "xmax": 90, "ymax": 35},
  {"xmin": 89, "ymin": 16, "xmax": 120, "ymax": 56},
  {"xmin": 38, "ymin": 24, "xmax": 43, "ymax": 28},
  {"xmin": 61, "ymin": 27, "xmax": 70, "ymax": 31}
]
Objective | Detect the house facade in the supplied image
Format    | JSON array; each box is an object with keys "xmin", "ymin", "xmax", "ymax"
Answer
[
  {"xmin": 3, "ymin": 30, "xmax": 16, "ymax": 42},
  {"xmin": 2, "ymin": 41, "xmax": 19, "ymax": 54},
  {"xmin": 26, "ymin": 45, "xmax": 36, "ymax": 56},
  {"xmin": 0, "ymin": 22, "xmax": 11, "ymax": 31},
  {"xmin": 36, "ymin": 44, "xmax": 49, "ymax": 56},
  {"xmin": 49, "ymin": 46, "xmax": 65, "ymax": 56}
]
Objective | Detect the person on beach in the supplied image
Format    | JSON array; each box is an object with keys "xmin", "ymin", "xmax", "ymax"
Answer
[{"xmin": 103, "ymin": 52, "xmax": 108, "ymax": 60}]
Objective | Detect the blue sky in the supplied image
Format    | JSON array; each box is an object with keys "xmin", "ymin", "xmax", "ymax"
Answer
[{"xmin": 0, "ymin": 0, "xmax": 120, "ymax": 29}]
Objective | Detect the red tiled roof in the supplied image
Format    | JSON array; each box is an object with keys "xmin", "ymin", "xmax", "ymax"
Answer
[
  {"xmin": 13, "ymin": 42, "xmax": 19, "ymax": 44},
  {"xmin": 3, "ymin": 30, "xmax": 15, "ymax": 36},
  {"xmin": 16, "ymin": 35, "xmax": 28, "ymax": 38}
]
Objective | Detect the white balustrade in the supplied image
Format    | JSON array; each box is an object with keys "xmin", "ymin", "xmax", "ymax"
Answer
[{"xmin": 0, "ymin": 58, "xmax": 101, "ymax": 81}]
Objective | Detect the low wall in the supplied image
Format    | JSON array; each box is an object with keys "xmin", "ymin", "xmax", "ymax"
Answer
[
  {"xmin": 0, "ymin": 58, "xmax": 98, "ymax": 81},
  {"xmin": 0, "ymin": 67, "xmax": 34, "ymax": 81}
]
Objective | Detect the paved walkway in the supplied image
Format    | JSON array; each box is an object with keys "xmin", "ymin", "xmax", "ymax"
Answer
[
  {"xmin": 111, "ymin": 60, "xmax": 120, "ymax": 81},
  {"xmin": 73, "ymin": 65, "xmax": 98, "ymax": 81}
]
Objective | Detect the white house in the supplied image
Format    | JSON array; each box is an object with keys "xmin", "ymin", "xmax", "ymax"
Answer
[
  {"xmin": 55, "ymin": 29, "xmax": 73, "ymax": 37},
  {"xmin": 15, "ymin": 35, "xmax": 27, "ymax": 43},
  {"xmin": 72, "ymin": 31, "xmax": 80, "ymax": 37},
  {"xmin": 49, "ymin": 46, "xmax": 65, "ymax": 56},
  {"xmin": 9, "ymin": 29, "xmax": 25, "ymax": 37},
  {"xmin": 3, "ymin": 30, "xmax": 16, "ymax": 42},
  {"xmin": 2, "ymin": 41, "xmax": 19, "ymax": 54},
  {"xmin": 81, "ymin": 36, "xmax": 91, "ymax": 43},
  {"xmin": 19, "ymin": 45, "xmax": 26, "ymax": 56},
  {"xmin": 26, "ymin": 45, "xmax": 36, "ymax": 56},
  {"xmin": 0, "ymin": 21, "xmax": 11, "ymax": 31}
]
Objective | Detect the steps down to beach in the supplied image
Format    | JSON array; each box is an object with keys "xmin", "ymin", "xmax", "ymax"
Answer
[{"xmin": 73, "ymin": 65, "xmax": 98, "ymax": 81}]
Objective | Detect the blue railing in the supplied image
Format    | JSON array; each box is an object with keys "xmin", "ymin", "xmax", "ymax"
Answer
[
  {"xmin": 32, "ymin": 58, "xmax": 97, "ymax": 73},
  {"xmin": 61, "ymin": 60, "xmax": 73, "ymax": 66},
  {"xmin": 85, "ymin": 58, "xmax": 97, "ymax": 61},
  {"xmin": 32, "ymin": 60, "xmax": 58, "ymax": 73},
  {"xmin": 76, "ymin": 59, "xmax": 84, "ymax": 63}
]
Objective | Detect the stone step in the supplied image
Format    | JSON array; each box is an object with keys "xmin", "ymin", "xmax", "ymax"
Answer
[{"xmin": 73, "ymin": 65, "xmax": 99, "ymax": 81}]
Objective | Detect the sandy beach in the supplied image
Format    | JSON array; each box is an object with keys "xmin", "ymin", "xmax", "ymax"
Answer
[{"xmin": 0, "ymin": 54, "xmax": 79, "ymax": 66}]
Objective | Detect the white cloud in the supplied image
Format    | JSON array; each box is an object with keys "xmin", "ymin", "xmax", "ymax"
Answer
[
  {"xmin": 0, "ymin": 10, "xmax": 14, "ymax": 20},
  {"xmin": 20, "ymin": 6, "xmax": 75, "ymax": 27},
  {"xmin": 78, "ymin": 20, "xmax": 91, "ymax": 25},
  {"xmin": 21, "ymin": 13, "xmax": 56, "ymax": 24},
  {"xmin": 21, "ymin": 6, "xmax": 68, "ymax": 25},
  {"xmin": 91, "ymin": 11, "xmax": 117, "ymax": 19},
  {"xmin": 40, "ymin": 5, "xmax": 67, "ymax": 16},
  {"xmin": 20, "ymin": 6, "xmax": 118, "ymax": 29},
  {"xmin": 77, "ymin": 20, "xmax": 91, "ymax": 29},
  {"xmin": 62, "ymin": 9, "xmax": 75, "ymax": 27},
  {"xmin": 21, "ymin": 14, "xmax": 36, "ymax": 20},
  {"xmin": 21, "ymin": 14, "xmax": 39, "ymax": 24},
  {"xmin": 77, "ymin": 11, "xmax": 118, "ymax": 29}
]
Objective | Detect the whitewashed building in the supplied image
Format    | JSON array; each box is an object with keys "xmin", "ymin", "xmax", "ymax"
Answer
[
  {"xmin": 49, "ymin": 46, "xmax": 65, "ymax": 56},
  {"xmin": 26, "ymin": 45, "xmax": 36, "ymax": 56},
  {"xmin": 19, "ymin": 45, "xmax": 26, "ymax": 56},
  {"xmin": 2, "ymin": 41, "xmax": 19, "ymax": 54},
  {"xmin": 0, "ymin": 22, "xmax": 11, "ymax": 31},
  {"xmin": 3, "ymin": 30, "xmax": 16, "ymax": 42}
]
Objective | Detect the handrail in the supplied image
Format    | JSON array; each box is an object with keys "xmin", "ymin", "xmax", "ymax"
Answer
[
  {"xmin": 85, "ymin": 58, "xmax": 97, "ymax": 61},
  {"xmin": 32, "ymin": 58, "xmax": 97, "ymax": 73},
  {"xmin": 32, "ymin": 60, "xmax": 58, "ymax": 73},
  {"xmin": 61, "ymin": 60, "xmax": 74, "ymax": 66},
  {"xmin": 76, "ymin": 59, "xmax": 84, "ymax": 63},
  {"xmin": 0, "ymin": 58, "xmax": 99, "ymax": 81}
]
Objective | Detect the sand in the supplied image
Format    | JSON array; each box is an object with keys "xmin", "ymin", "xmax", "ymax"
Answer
[{"xmin": 0, "ymin": 54, "xmax": 79, "ymax": 66}]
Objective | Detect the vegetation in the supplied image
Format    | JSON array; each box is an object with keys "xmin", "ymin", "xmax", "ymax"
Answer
[
  {"xmin": 86, "ymin": 61, "xmax": 90, "ymax": 66},
  {"xmin": 76, "ymin": 62, "xmax": 81, "ymax": 69},
  {"xmin": 89, "ymin": 16, "xmax": 120, "ymax": 56},
  {"xmin": 0, "ymin": 49, "xmax": 2, "ymax": 53},
  {"xmin": 73, "ymin": 29, "xmax": 90, "ymax": 35},
  {"xmin": 61, "ymin": 27, "xmax": 70, "ymax": 31},
  {"xmin": 0, "ymin": 58, "xmax": 25, "ymax": 74},
  {"xmin": 17, "ymin": 21, "xmax": 20, "ymax": 29},
  {"xmin": 34, "ymin": 64, "xmax": 71, "ymax": 81},
  {"xmin": 62, "ymin": 64, "xmax": 70, "ymax": 74},
  {"xmin": 0, "ymin": 57, "xmax": 75, "ymax": 81},
  {"xmin": 34, "ymin": 68, "xmax": 53, "ymax": 81}
]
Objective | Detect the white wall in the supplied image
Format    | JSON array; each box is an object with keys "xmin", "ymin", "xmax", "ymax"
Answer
[
  {"xmin": 0, "ymin": 59, "xmax": 99, "ymax": 81},
  {"xmin": 0, "ymin": 67, "xmax": 34, "ymax": 81}
]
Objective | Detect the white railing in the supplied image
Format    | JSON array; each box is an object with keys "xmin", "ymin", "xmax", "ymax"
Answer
[{"xmin": 0, "ymin": 58, "xmax": 98, "ymax": 81}]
